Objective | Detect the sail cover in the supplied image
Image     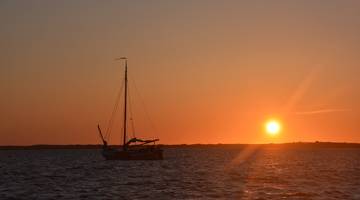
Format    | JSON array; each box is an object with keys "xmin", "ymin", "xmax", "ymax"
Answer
[{"xmin": 125, "ymin": 138, "xmax": 159, "ymax": 146}]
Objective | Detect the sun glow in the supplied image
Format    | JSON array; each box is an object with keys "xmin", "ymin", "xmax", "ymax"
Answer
[{"xmin": 265, "ymin": 119, "xmax": 281, "ymax": 136}]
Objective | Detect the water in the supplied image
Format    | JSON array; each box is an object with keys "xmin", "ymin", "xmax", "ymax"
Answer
[{"xmin": 1, "ymin": 146, "xmax": 360, "ymax": 199}]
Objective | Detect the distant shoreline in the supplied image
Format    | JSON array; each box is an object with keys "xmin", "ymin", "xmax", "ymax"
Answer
[{"xmin": 1, "ymin": 142, "xmax": 360, "ymax": 150}]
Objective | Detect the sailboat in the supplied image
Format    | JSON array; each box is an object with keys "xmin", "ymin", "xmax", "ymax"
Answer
[{"xmin": 97, "ymin": 57, "xmax": 163, "ymax": 160}]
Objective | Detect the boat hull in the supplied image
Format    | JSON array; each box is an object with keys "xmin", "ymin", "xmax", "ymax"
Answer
[{"xmin": 102, "ymin": 147, "xmax": 163, "ymax": 160}]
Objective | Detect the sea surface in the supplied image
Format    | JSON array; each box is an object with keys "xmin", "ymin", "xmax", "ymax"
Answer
[{"xmin": 1, "ymin": 146, "xmax": 360, "ymax": 199}]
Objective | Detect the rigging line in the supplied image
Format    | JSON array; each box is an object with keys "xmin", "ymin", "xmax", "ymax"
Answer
[
  {"xmin": 105, "ymin": 82, "xmax": 123, "ymax": 141},
  {"xmin": 127, "ymin": 85, "xmax": 136, "ymax": 138},
  {"xmin": 105, "ymin": 79, "xmax": 125, "ymax": 141},
  {"xmin": 129, "ymin": 75, "xmax": 158, "ymax": 137}
]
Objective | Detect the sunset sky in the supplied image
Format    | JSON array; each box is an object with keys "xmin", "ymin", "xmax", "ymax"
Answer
[{"xmin": 1, "ymin": 0, "xmax": 360, "ymax": 145}]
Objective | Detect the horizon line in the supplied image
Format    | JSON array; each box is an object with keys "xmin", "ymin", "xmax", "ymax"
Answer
[{"xmin": 1, "ymin": 141, "xmax": 360, "ymax": 147}]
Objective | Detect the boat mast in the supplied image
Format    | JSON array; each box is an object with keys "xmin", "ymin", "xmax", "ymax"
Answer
[{"xmin": 123, "ymin": 59, "xmax": 128, "ymax": 150}]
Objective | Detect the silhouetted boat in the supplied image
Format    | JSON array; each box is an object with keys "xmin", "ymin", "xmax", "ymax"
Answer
[{"xmin": 97, "ymin": 57, "xmax": 163, "ymax": 160}]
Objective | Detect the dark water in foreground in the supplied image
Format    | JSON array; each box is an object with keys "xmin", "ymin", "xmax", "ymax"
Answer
[{"xmin": 1, "ymin": 146, "xmax": 360, "ymax": 199}]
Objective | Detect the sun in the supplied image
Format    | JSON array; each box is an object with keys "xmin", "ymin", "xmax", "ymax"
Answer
[{"xmin": 265, "ymin": 119, "xmax": 282, "ymax": 136}]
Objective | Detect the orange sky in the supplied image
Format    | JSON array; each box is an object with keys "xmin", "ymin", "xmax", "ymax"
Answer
[{"xmin": 1, "ymin": 1, "xmax": 360, "ymax": 145}]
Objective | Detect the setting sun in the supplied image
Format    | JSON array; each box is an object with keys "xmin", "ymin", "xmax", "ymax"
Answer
[{"xmin": 265, "ymin": 120, "xmax": 282, "ymax": 136}]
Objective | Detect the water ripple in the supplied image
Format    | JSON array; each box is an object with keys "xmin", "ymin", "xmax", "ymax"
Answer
[{"xmin": 0, "ymin": 147, "xmax": 359, "ymax": 199}]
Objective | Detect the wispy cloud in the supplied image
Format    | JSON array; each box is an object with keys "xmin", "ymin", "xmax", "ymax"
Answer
[
  {"xmin": 294, "ymin": 108, "xmax": 350, "ymax": 115},
  {"xmin": 283, "ymin": 66, "xmax": 322, "ymax": 115}
]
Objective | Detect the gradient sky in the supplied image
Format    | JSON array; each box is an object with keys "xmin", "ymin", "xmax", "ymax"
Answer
[{"xmin": 1, "ymin": 0, "xmax": 360, "ymax": 145}]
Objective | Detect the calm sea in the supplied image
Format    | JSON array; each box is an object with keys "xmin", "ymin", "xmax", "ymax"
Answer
[{"xmin": 1, "ymin": 146, "xmax": 360, "ymax": 199}]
